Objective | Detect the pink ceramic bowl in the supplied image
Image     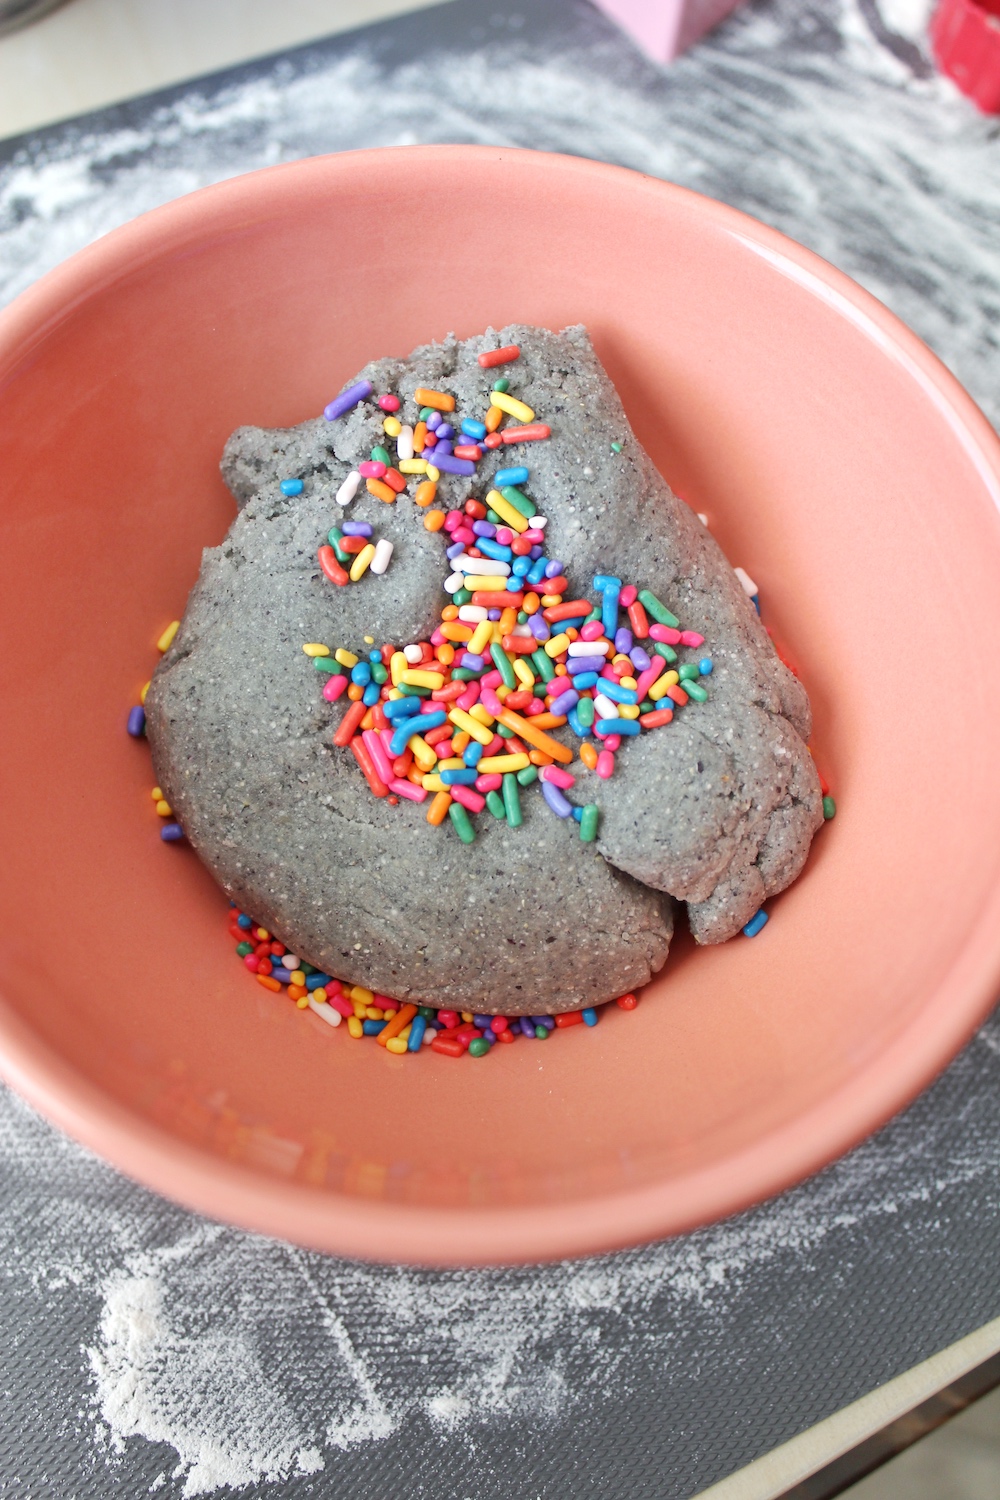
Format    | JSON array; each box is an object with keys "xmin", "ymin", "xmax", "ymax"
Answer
[{"xmin": 2, "ymin": 147, "xmax": 1000, "ymax": 1267}]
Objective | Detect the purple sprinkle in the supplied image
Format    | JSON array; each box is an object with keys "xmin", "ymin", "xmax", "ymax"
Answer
[
  {"xmin": 541, "ymin": 781, "xmax": 574, "ymax": 818},
  {"xmin": 436, "ymin": 424, "xmax": 455, "ymax": 440},
  {"xmin": 567, "ymin": 656, "xmax": 606, "ymax": 675},
  {"xmin": 630, "ymin": 646, "xmax": 652, "ymax": 672},
  {"xmin": 530, "ymin": 1015, "xmax": 556, "ymax": 1029},
  {"xmin": 341, "ymin": 520, "xmax": 372, "ymax": 537},
  {"xmin": 529, "ymin": 545, "xmax": 543, "ymax": 559},
  {"xmin": 160, "ymin": 822, "xmax": 185, "ymax": 842},
  {"xmin": 446, "ymin": 540, "xmax": 467, "ymax": 560},
  {"xmin": 460, "ymin": 653, "xmax": 485, "ymax": 672},
  {"xmin": 519, "ymin": 1016, "xmax": 537, "ymax": 1038},
  {"xmin": 433, "ymin": 440, "xmax": 454, "ymax": 456},
  {"xmin": 270, "ymin": 967, "xmax": 293, "ymax": 984},
  {"xmin": 550, "ymin": 689, "xmax": 579, "ymax": 716},
  {"xmin": 482, "ymin": 1027, "xmax": 497, "ymax": 1044},
  {"xmin": 528, "ymin": 613, "xmax": 550, "ymax": 641},
  {"xmin": 428, "ymin": 452, "xmax": 475, "ymax": 476},
  {"xmin": 544, "ymin": 559, "xmax": 564, "ymax": 579},
  {"xmin": 126, "ymin": 705, "xmax": 146, "ymax": 737},
  {"xmin": 323, "ymin": 380, "xmax": 372, "ymax": 421},
  {"xmin": 473, "ymin": 1014, "xmax": 492, "ymax": 1029},
  {"xmin": 615, "ymin": 627, "xmax": 633, "ymax": 654},
  {"xmin": 426, "ymin": 410, "xmax": 442, "ymax": 431},
  {"xmin": 472, "ymin": 520, "xmax": 497, "ymax": 538},
  {"xmin": 488, "ymin": 608, "xmax": 502, "ymax": 622}
]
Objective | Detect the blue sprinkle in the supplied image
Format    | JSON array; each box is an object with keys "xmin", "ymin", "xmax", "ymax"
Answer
[
  {"xmin": 570, "ymin": 671, "xmax": 599, "ymax": 691},
  {"xmin": 362, "ymin": 1019, "xmax": 387, "ymax": 1036},
  {"xmin": 306, "ymin": 973, "xmax": 333, "ymax": 990},
  {"xmin": 384, "ymin": 697, "xmax": 422, "ymax": 722},
  {"xmin": 597, "ymin": 678, "xmax": 637, "ymax": 706},
  {"xmin": 362, "ymin": 681, "xmax": 381, "ymax": 706},
  {"xmin": 572, "ymin": 806, "xmax": 584, "ymax": 822},
  {"xmin": 743, "ymin": 909, "xmax": 769, "ymax": 938},
  {"xmin": 463, "ymin": 741, "xmax": 484, "ymax": 767},
  {"xmin": 582, "ymin": 1007, "xmax": 598, "ymax": 1026},
  {"xmin": 477, "ymin": 538, "xmax": 513, "ymax": 562},
  {"xmin": 279, "ymin": 478, "xmax": 303, "ymax": 495},
  {"xmin": 369, "ymin": 649, "xmax": 382, "ymax": 663},
  {"xmin": 511, "ymin": 556, "xmax": 532, "ymax": 577},
  {"xmin": 441, "ymin": 768, "xmax": 478, "ymax": 785},
  {"xmin": 350, "ymin": 662, "xmax": 371, "ymax": 685},
  {"xmin": 407, "ymin": 1015, "xmax": 427, "ymax": 1051},
  {"xmin": 526, "ymin": 558, "xmax": 549, "ymax": 587},
  {"xmin": 389, "ymin": 710, "xmax": 447, "ymax": 757},
  {"xmin": 494, "ymin": 466, "xmax": 528, "ymax": 487},
  {"xmin": 126, "ymin": 705, "xmax": 146, "ymax": 737},
  {"xmin": 752, "ymin": 595, "xmax": 760, "ymax": 614},
  {"xmin": 567, "ymin": 707, "xmax": 590, "ymax": 738},
  {"xmin": 699, "ymin": 657, "xmax": 714, "ymax": 675},
  {"xmin": 597, "ymin": 717, "xmax": 640, "ymax": 736},
  {"xmin": 506, "ymin": 576, "xmax": 523, "ymax": 592},
  {"xmin": 446, "ymin": 540, "xmax": 467, "ymax": 560},
  {"xmin": 461, "ymin": 419, "xmax": 487, "ymax": 440},
  {"xmin": 237, "ymin": 914, "xmax": 253, "ymax": 929}
]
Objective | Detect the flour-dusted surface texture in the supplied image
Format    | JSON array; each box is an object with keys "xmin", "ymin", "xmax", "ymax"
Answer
[
  {"xmin": 146, "ymin": 323, "xmax": 818, "ymax": 1010},
  {"xmin": 4, "ymin": 0, "xmax": 1000, "ymax": 1495}
]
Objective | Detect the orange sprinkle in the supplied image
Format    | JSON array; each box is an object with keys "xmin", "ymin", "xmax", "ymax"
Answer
[
  {"xmin": 377, "ymin": 1002, "xmax": 418, "ymax": 1046},
  {"xmin": 427, "ymin": 790, "xmax": 452, "ymax": 825},
  {"xmin": 440, "ymin": 622, "xmax": 474, "ymax": 642},
  {"xmin": 257, "ymin": 974, "xmax": 282, "ymax": 993},
  {"xmin": 436, "ymin": 643, "xmax": 455, "ymax": 666},
  {"xmin": 580, "ymin": 742, "xmax": 599, "ymax": 771},
  {"xmin": 287, "ymin": 984, "xmax": 307, "ymax": 1000},
  {"xmin": 522, "ymin": 592, "xmax": 540, "ymax": 614},
  {"xmin": 441, "ymin": 604, "xmax": 460, "ymax": 621},
  {"xmin": 531, "ymin": 713, "xmax": 567, "ymax": 729},
  {"xmin": 528, "ymin": 749, "xmax": 554, "ymax": 766},
  {"xmin": 424, "ymin": 509, "xmax": 445, "ymax": 532},
  {"xmin": 497, "ymin": 707, "xmax": 574, "ymax": 763},
  {"xmin": 366, "ymin": 478, "xmax": 396, "ymax": 503},
  {"xmin": 414, "ymin": 387, "xmax": 455, "ymax": 411},
  {"xmin": 452, "ymin": 730, "xmax": 471, "ymax": 754},
  {"xmin": 413, "ymin": 421, "xmax": 428, "ymax": 451},
  {"xmin": 485, "ymin": 404, "xmax": 504, "ymax": 432},
  {"xmin": 347, "ymin": 682, "xmax": 364, "ymax": 701}
]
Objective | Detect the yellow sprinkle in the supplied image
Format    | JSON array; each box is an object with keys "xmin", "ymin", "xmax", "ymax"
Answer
[
  {"xmin": 413, "ymin": 386, "xmax": 455, "ymax": 411},
  {"xmin": 398, "ymin": 458, "xmax": 428, "ymax": 474},
  {"xmin": 649, "ymin": 670, "xmax": 680, "ymax": 702},
  {"xmin": 485, "ymin": 489, "xmax": 528, "ymax": 534},
  {"xmin": 155, "ymin": 799, "xmax": 173, "ymax": 817},
  {"xmin": 447, "ymin": 707, "xmax": 493, "ymax": 744},
  {"xmin": 296, "ymin": 996, "xmax": 310, "ymax": 1009},
  {"xmin": 349, "ymin": 542, "xmax": 375, "ymax": 581},
  {"xmin": 400, "ymin": 668, "xmax": 445, "ymax": 690},
  {"xmin": 425, "ymin": 464, "xmax": 441, "ymax": 482},
  {"xmin": 335, "ymin": 648, "xmax": 359, "ymax": 669},
  {"xmin": 386, "ymin": 1037, "xmax": 409, "ymax": 1055},
  {"xmin": 140, "ymin": 679, "xmax": 151, "ymax": 704},
  {"xmin": 399, "ymin": 1025, "xmax": 412, "ymax": 1042},
  {"xmin": 382, "ymin": 415, "xmax": 402, "ymax": 436},
  {"xmin": 151, "ymin": 786, "xmax": 162, "ymax": 800},
  {"xmin": 490, "ymin": 390, "xmax": 535, "ymax": 423},
  {"xmin": 544, "ymin": 633, "xmax": 571, "ymax": 657},
  {"xmin": 618, "ymin": 704, "xmax": 641, "ymax": 720},
  {"xmin": 468, "ymin": 620, "xmax": 493, "ymax": 656},
  {"xmin": 386, "ymin": 688, "xmax": 404, "ymax": 701},
  {"xmin": 620, "ymin": 676, "xmax": 638, "ymax": 690},
  {"xmin": 469, "ymin": 702, "xmax": 494, "ymax": 727},
  {"xmin": 460, "ymin": 575, "xmax": 508, "ymax": 593},
  {"xmin": 512, "ymin": 659, "xmax": 535, "ymax": 689},
  {"xmin": 352, "ymin": 986, "xmax": 374, "ymax": 1005},
  {"xmin": 540, "ymin": 594, "xmax": 563, "ymax": 608},
  {"xmin": 422, "ymin": 774, "xmax": 447, "ymax": 792},
  {"xmin": 408, "ymin": 735, "xmax": 438, "ymax": 772},
  {"xmin": 390, "ymin": 651, "xmax": 407, "ymax": 685},
  {"xmin": 461, "ymin": 1011, "xmax": 474, "ymax": 1023},
  {"xmin": 156, "ymin": 620, "xmax": 180, "ymax": 652},
  {"xmin": 312, "ymin": 988, "xmax": 328, "ymax": 1003},
  {"xmin": 477, "ymin": 753, "xmax": 530, "ymax": 773},
  {"xmin": 302, "ymin": 643, "xmax": 331, "ymax": 657},
  {"xmin": 347, "ymin": 1016, "xmax": 364, "ymax": 1039},
  {"xmin": 352, "ymin": 999, "xmax": 368, "ymax": 1019},
  {"xmin": 363, "ymin": 635, "xmax": 375, "ymax": 645},
  {"xmin": 366, "ymin": 1006, "xmax": 384, "ymax": 1020},
  {"xmin": 290, "ymin": 970, "xmax": 306, "ymax": 985}
]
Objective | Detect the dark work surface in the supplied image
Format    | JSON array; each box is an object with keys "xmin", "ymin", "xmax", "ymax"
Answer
[{"xmin": 3, "ymin": 2, "xmax": 1000, "ymax": 1497}]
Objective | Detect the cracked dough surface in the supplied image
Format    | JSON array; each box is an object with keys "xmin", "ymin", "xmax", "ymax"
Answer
[{"xmin": 145, "ymin": 324, "xmax": 822, "ymax": 1013}]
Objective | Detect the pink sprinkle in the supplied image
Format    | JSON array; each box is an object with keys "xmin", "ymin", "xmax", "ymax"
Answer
[
  {"xmin": 481, "ymin": 686, "xmax": 504, "ymax": 717},
  {"xmin": 596, "ymin": 750, "xmax": 615, "ymax": 779},
  {"xmin": 329, "ymin": 991, "xmax": 355, "ymax": 1017},
  {"xmin": 619, "ymin": 584, "xmax": 638, "ymax": 607},
  {"xmin": 522, "ymin": 528, "xmax": 544, "ymax": 544},
  {"xmin": 495, "ymin": 527, "xmax": 514, "ymax": 546},
  {"xmin": 483, "ymin": 734, "xmax": 506, "ymax": 756},
  {"xmin": 323, "ymin": 675, "xmax": 349, "ymax": 703},
  {"xmin": 476, "ymin": 773, "xmax": 502, "ymax": 792},
  {"xmin": 444, "ymin": 510, "xmax": 464, "ymax": 533},
  {"xmin": 580, "ymin": 620, "xmax": 604, "ymax": 641},
  {"xmin": 604, "ymin": 734, "xmax": 622, "ymax": 752},
  {"xmin": 635, "ymin": 657, "xmax": 665, "ymax": 699},
  {"xmin": 451, "ymin": 784, "xmax": 486, "ymax": 814},
  {"xmin": 523, "ymin": 699, "xmax": 545, "ymax": 716},
  {"xmin": 456, "ymin": 681, "xmax": 480, "ymax": 712},
  {"xmin": 359, "ymin": 460, "xmax": 386, "ymax": 479},
  {"xmin": 243, "ymin": 954, "xmax": 260, "ymax": 972},
  {"xmin": 490, "ymin": 1016, "xmax": 509, "ymax": 1033},
  {"xmin": 362, "ymin": 729, "xmax": 394, "ymax": 785},
  {"xmin": 430, "ymin": 627, "xmax": 447, "ymax": 646},
  {"xmin": 377, "ymin": 393, "xmax": 400, "ymax": 412},
  {"xmin": 541, "ymin": 765, "xmax": 575, "ymax": 789},
  {"xmin": 680, "ymin": 630, "xmax": 705, "ymax": 648},
  {"xmin": 482, "ymin": 670, "xmax": 503, "ymax": 690},
  {"xmin": 389, "ymin": 778, "xmax": 428, "ymax": 802},
  {"xmin": 453, "ymin": 526, "xmax": 476, "ymax": 545},
  {"xmin": 649, "ymin": 623, "xmax": 682, "ymax": 645}
]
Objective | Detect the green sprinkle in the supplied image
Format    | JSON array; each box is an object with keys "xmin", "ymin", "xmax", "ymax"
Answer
[
  {"xmin": 453, "ymin": 587, "xmax": 473, "ymax": 606},
  {"xmin": 502, "ymin": 772, "xmax": 523, "ymax": 827},
  {"xmin": 639, "ymin": 700, "xmax": 656, "ymax": 715},
  {"xmin": 491, "ymin": 642, "xmax": 517, "ymax": 689},
  {"xmin": 611, "ymin": 441, "xmax": 623, "ymax": 454},
  {"xmin": 517, "ymin": 610, "xmax": 528, "ymax": 624},
  {"xmin": 448, "ymin": 802, "xmax": 476, "ymax": 843},
  {"xmin": 492, "ymin": 377, "xmax": 510, "ymax": 393},
  {"xmin": 236, "ymin": 941, "xmax": 253, "ymax": 957},
  {"xmin": 685, "ymin": 681, "xmax": 709, "ymax": 702},
  {"xmin": 823, "ymin": 795, "xmax": 837, "ymax": 820},
  {"xmin": 370, "ymin": 445, "xmax": 391, "ymax": 466},
  {"xmin": 497, "ymin": 724, "xmax": 514, "ymax": 738},
  {"xmin": 468, "ymin": 1037, "xmax": 491, "ymax": 1057},
  {"xmin": 371, "ymin": 663, "xmax": 388, "ymax": 685},
  {"xmin": 486, "ymin": 508, "xmax": 501, "ymax": 524},
  {"xmin": 418, "ymin": 1005, "xmax": 436, "ymax": 1019},
  {"xmin": 516, "ymin": 764, "xmax": 538, "ymax": 787},
  {"xmin": 486, "ymin": 789, "xmax": 507, "ymax": 820},
  {"xmin": 638, "ymin": 590, "xmax": 680, "ymax": 628},
  {"xmin": 312, "ymin": 657, "xmax": 342, "ymax": 674},
  {"xmin": 448, "ymin": 668, "xmax": 475, "ymax": 682},
  {"xmin": 580, "ymin": 804, "xmax": 599, "ymax": 842},
  {"xmin": 299, "ymin": 962, "xmax": 316, "ymax": 975},
  {"xmin": 534, "ymin": 1024, "xmax": 549, "ymax": 1039},
  {"xmin": 678, "ymin": 663, "xmax": 699, "ymax": 681},
  {"xmin": 419, "ymin": 406, "xmax": 436, "ymax": 421},
  {"xmin": 532, "ymin": 682, "xmax": 548, "ymax": 698},
  {"xmin": 584, "ymin": 606, "xmax": 603, "ymax": 625},
  {"xmin": 531, "ymin": 648, "xmax": 555, "ymax": 682},
  {"xmin": 398, "ymin": 683, "xmax": 431, "ymax": 698},
  {"xmin": 501, "ymin": 485, "xmax": 536, "ymax": 518},
  {"xmin": 652, "ymin": 641, "xmax": 678, "ymax": 664},
  {"xmin": 576, "ymin": 696, "xmax": 595, "ymax": 728},
  {"xmin": 327, "ymin": 527, "xmax": 350, "ymax": 564}
]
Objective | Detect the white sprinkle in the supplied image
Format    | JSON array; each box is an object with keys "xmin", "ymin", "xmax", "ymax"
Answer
[
  {"xmin": 735, "ymin": 566, "xmax": 758, "ymax": 597},
  {"xmin": 443, "ymin": 573, "xmax": 464, "ymax": 595},
  {"xmin": 568, "ymin": 640, "xmax": 610, "ymax": 656},
  {"xmin": 594, "ymin": 693, "xmax": 619, "ymax": 720},
  {"xmin": 422, "ymin": 1026, "xmax": 435, "ymax": 1044},
  {"xmin": 335, "ymin": 470, "xmax": 361, "ymax": 506},
  {"xmin": 455, "ymin": 556, "xmax": 510, "ymax": 576},
  {"xmin": 698, "ymin": 512, "xmax": 709, "ymax": 527},
  {"xmin": 512, "ymin": 623, "xmax": 533, "ymax": 637},
  {"xmin": 281, "ymin": 956, "xmax": 299, "ymax": 971},
  {"xmin": 533, "ymin": 515, "xmax": 548, "ymax": 529},
  {"xmin": 403, "ymin": 643, "xmax": 424, "ymax": 663},
  {"xmin": 370, "ymin": 538, "xmax": 394, "ymax": 575},
  {"xmin": 309, "ymin": 997, "xmax": 341, "ymax": 1026},
  {"xmin": 396, "ymin": 424, "xmax": 414, "ymax": 461},
  {"xmin": 457, "ymin": 605, "xmax": 488, "ymax": 622}
]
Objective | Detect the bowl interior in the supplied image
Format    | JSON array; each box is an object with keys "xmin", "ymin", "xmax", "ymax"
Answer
[{"xmin": 3, "ymin": 147, "xmax": 1000, "ymax": 1265}]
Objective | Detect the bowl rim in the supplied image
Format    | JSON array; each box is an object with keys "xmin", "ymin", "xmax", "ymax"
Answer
[{"xmin": 3, "ymin": 143, "xmax": 1000, "ymax": 1266}]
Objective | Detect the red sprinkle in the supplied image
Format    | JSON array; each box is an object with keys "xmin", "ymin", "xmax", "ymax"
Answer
[
  {"xmin": 501, "ymin": 423, "xmax": 550, "ymax": 444},
  {"xmin": 478, "ymin": 344, "xmax": 520, "ymax": 368},
  {"xmin": 318, "ymin": 544, "xmax": 349, "ymax": 587}
]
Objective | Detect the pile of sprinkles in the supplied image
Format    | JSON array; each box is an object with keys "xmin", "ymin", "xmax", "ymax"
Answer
[
  {"xmin": 310, "ymin": 343, "xmax": 716, "ymax": 850},
  {"xmin": 125, "ymin": 340, "xmax": 837, "ymax": 1059}
]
